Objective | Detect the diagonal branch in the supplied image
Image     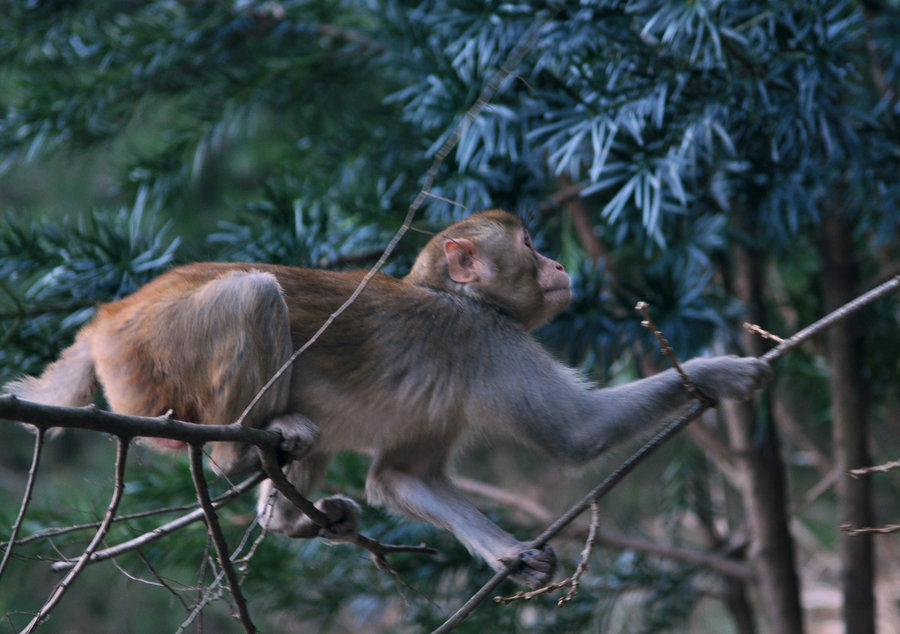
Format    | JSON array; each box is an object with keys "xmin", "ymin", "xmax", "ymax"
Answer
[
  {"xmin": 21, "ymin": 436, "xmax": 129, "ymax": 634},
  {"xmin": 432, "ymin": 274, "xmax": 900, "ymax": 633}
]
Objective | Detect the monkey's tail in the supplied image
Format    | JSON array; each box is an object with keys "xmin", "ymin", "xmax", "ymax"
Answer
[{"xmin": 4, "ymin": 335, "xmax": 97, "ymax": 408}]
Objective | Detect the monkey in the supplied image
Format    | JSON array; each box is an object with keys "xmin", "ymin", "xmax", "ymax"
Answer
[{"xmin": 4, "ymin": 210, "xmax": 771, "ymax": 588}]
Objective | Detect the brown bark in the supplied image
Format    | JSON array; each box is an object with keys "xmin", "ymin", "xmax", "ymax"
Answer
[
  {"xmin": 820, "ymin": 214, "xmax": 875, "ymax": 634},
  {"xmin": 722, "ymin": 229, "xmax": 804, "ymax": 634}
]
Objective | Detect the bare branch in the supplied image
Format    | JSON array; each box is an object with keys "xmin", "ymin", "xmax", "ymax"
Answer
[
  {"xmin": 189, "ymin": 445, "xmax": 255, "ymax": 633},
  {"xmin": 50, "ymin": 472, "xmax": 265, "ymax": 572},
  {"xmin": 0, "ymin": 395, "xmax": 285, "ymax": 450},
  {"xmin": 0, "ymin": 427, "xmax": 43, "ymax": 581},
  {"xmin": 455, "ymin": 475, "xmax": 754, "ymax": 582},
  {"xmin": 433, "ymin": 274, "xmax": 900, "ymax": 633},
  {"xmin": 22, "ymin": 436, "xmax": 129, "ymax": 633},
  {"xmin": 759, "ymin": 275, "xmax": 900, "ymax": 364}
]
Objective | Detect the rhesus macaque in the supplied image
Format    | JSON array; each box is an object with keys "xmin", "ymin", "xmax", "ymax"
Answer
[{"xmin": 5, "ymin": 210, "xmax": 771, "ymax": 587}]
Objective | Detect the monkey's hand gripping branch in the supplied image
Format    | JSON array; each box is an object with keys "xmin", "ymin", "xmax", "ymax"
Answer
[{"xmin": 433, "ymin": 275, "xmax": 900, "ymax": 634}]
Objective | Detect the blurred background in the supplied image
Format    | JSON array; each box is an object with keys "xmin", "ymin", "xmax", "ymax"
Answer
[{"xmin": 1, "ymin": 1, "xmax": 899, "ymax": 632}]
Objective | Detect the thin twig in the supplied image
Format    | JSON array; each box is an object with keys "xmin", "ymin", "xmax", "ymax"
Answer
[
  {"xmin": 50, "ymin": 472, "xmax": 265, "ymax": 572},
  {"xmin": 743, "ymin": 322, "xmax": 785, "ymax": 344},
  {"xmin": 848, "ymin": 459, "xmax": 900, "ymax": 478},
  {"xmin": 494, "ymin": 501, "xmax": 600, "ymax": 606},
  {"xmin": 455, "ymin": 476, "xmax": 754, "ymax": 581},
  {"xmin": 432, "ymin": 274, "xmax": 900, "ymax": 633},
  {"xmin": 188, "ymin": 445, "xmax": 255, "ymax": 633},
  {"xmin": 759, "ymin": 275, "xmax": 900, "ymax": 364},
  {"xmin": 841, "ymin": 524, "xmax": 900, "ymax": 535},
  {"xmin": 7, "ymin": 473, "xmax": 258, "ymax": 550},
  {"xmin": 177, "ymin": 569, "xmax": 227, "ymax": 634},
  {"xmin": 559, "ymin": 501, "xmax": 599, "ymax": 606},
  {"xmin": 0, "ymin": 428, "xmax": 43, "ymax": 581},
  {"xmin": 22, "ymin": 436, "xmax": 129, "ymax": 634},
  {"xmin": 134, "ymin": 550, "xmax": 193, "ymax": 611},
  {"xmin": 636, "ymin": 301, "xmax": 716, "ymax": 406}
]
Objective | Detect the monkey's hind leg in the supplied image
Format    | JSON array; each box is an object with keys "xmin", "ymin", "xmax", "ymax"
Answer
[{"xmin": 182, "ymin": 270, "xmax": 317, "ymax": 475}]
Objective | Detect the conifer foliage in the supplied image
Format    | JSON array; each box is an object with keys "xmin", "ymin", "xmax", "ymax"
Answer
[{"xmin": 1, "ymin": 2, "xmax": 899, "ymax": 632}]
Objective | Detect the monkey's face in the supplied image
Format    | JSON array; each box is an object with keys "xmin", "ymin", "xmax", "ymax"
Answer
[
  {"xmin": 516, "ymin": 228, "xmax": 571, "ymax": 329},
  {"xmin": 404, "ymin": 210, "xmax": 571, "ymax": 330},
  {"xmin": 474, "ymin": 223, "xmax": 571, "ymax": 330}
]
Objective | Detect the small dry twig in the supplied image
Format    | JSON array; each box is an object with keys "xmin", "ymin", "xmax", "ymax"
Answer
[
  {"xmin": 51, "ymin": 472, "xmax": 266, "ymax": 572},
  {"xmin": 635, "ymin": 301, "xmax": 715, "ymax": 407},
  {"xmin": 743, "ymin": 322, "xmax": 785, "ymax": 344},
  {"xmin": 848, "ymin": 459, "xmax": 900, "ymax": 478},
  {"xmin": 494, "ymin": 502, "xmax": 600, "ymax": 606},
  {"xmin": 841, "ymin": 524, "xmax": 900, "ymax": 536}
]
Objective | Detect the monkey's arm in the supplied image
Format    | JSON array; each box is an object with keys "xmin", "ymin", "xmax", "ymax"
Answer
[{"xmin": 493, "ymin": 355, "xmax": 771, "ymax": 465}]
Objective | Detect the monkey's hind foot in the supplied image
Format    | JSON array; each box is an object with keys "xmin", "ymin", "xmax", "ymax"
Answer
[
  {"xmin": 504, "ymin": 544, "xmax": 557, "ymax": 589},
  {"xmin": 313, "ymin": 495, "xmax": 361, "ymax": 542},
  {"xmin": 266, "ymin": 414, "xmax": 320, "ymax": 462}
]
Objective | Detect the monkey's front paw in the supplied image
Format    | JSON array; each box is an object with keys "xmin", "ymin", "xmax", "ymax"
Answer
[
  {"xmin": 688, "ymin": 356, "xmax": 772, "ymax": 403},
  {"xmin": 718, "ymin": 357, "xmax": 773, "ymax": 401},
  {"xmin": 504, "ymin": 544, "xmax": 557, "ymax": 588},
  {"xmin": 267, "ymin": 414, "xmax": 320, "ymax": 461},
  {"xmin": 315, "ymin": 495, "xmax": 361, "ymax": 543}
]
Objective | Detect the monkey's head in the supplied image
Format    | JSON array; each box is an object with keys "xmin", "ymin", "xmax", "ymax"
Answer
[{"xmin": 406, "ymin": 210, "xmax": 571, "ymax": 330}]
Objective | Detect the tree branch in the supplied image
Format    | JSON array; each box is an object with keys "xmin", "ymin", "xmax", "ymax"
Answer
[
  {"xmin": 0, "ymin": 396, "xmax": 286, "ymax": 450},
  {"xmin": 432, "ymin": 274, "xmax": 900, "ymax": 633}
]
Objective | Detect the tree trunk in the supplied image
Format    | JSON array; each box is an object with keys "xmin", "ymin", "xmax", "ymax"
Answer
[
  {"xmin": 721, "ymin": 230, "xmax": 805, "ymax": 634},
  {"xmin": 820, "ymin": 214, "xmax": 875, "ymax": 634}
]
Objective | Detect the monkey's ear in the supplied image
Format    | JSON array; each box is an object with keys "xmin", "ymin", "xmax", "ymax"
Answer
[{"xmin": 444, "ymin": 238, "xmax": 482, "ymax": 284}]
